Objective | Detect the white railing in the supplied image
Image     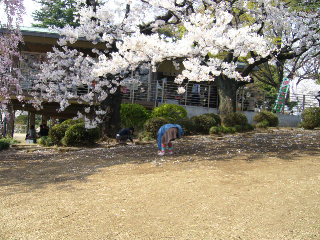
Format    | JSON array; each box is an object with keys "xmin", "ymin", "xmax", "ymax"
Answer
[{"xmin": 122, "ymin": 78, "xmax": 219, "ymax": 108}]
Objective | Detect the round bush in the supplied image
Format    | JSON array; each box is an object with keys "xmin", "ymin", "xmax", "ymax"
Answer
[
  {"xmin": 234, "ymin": 125, "xmax": 244, "ymax": 132},
  {"xmin": 121, "ymin": 103, "xmax": 150, "ymax": 130},
  {"xmin": 49, "ymin": 124, "xmax": 69, "ymax": 145},
  {"xmin": 61, "ymin": 119, "xmax": 84, "ymax": 126},
  {"xmin": 191, "ymin": 114, "xmax": 217, "ymax": 134},
  {"xmin": 49, "ymin": 119, "xmax": 85, "ymax": 145},
  {"xmin": 209, "ymin": 126, "xmax": 220, "ymax": 134},
  {"xmin": 223, "ymin": 112, "xmax": 248, "ymax": 127},
  {"xmin": 256, "ymin": 119, "xmax": 269, "ymax": 128},
  {"xmin": 0, "ymin": 139, "xmax": 10, "ymax": 151},
  {"xmin": 222, "ymin": 126, "xmax": 236, "ymax": 134},
  {"xmin": 62, "ymin": 123, "xmax": 100, "ymax": 146},
  {"xmin": 210, "ymin": 124, "xmax": 254, "ymax": 134},
  {"xmin": 300, "ymin": 107, "xmax": 320, "ymax": 129},
  {"xmin": 37, "ymin": 136, "xmax": 53, "ymax": 146},
  {"xmin": 137, "ymin": 131, "xmax": 154, "ymax": 141},
  {"xmin": 244, "ymin": 123, "xmax": 255, "ymax": 131},
  {"xmin": 253, "ymin": 110, "xmax": 279, "ymax": 127},
  {"xmin": 151, "ymin": 103, "xmax": 188, "ymax": 122},
  {"xmin": 203, "ymin": 113, "xmax": 221, "ymax": 126},
  {"xmin": 144, "ymin": 117, "xmax": 171, "ymax": 138},
  {"xmin": 174, "ymin": 117, "xmax": 196, "ymax": 135}
]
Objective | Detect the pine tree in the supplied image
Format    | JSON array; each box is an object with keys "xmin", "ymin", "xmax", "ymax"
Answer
[{"xmin": 32, "ymin": 0, "xmax": 79, "ymax": 28}]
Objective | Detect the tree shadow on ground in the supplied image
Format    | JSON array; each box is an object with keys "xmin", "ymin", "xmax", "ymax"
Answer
[{"xmin": 0, "ymin": 129, "xmax": 319, "ymax": 194}]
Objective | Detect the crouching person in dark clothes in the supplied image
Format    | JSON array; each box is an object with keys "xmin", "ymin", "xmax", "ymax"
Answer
[
  {"xmin": 157, "ymin": 124, "xmax": 184, "ymax": 156},
  {"xmin": 116, "ymin": 127, "xmax": 134, "ymax": 143}
]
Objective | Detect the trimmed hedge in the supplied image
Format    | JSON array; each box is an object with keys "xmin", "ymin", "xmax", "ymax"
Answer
[
  {"xmin": 253, "ymin": 110, "xmax": 279, "ymax": 127},
  {"xmin": 37, "ymin": 136, "xmax": 53, "ymax": 146},
  {"xmin": 144, "ymin": 117, "xmax": 171, "ymax": 138},
  {"xmin": 191, "ymin": 114, "xmax": 217, "ymax": 134},
  {"xmin": 151, "ymin": 103, "xmax": 188, "ymax": 121},
  {"xmin": 209, "ymin": 123, "xmax": 255, "ymax": 135},
  {"xmin": 256, "ymin": 119, "xmax": 269, "ymax": 129},
  {"xmin": 49, "ymin": 119, "xmax": 84, "ymax": 145},
  {"xmin": 222, "ymin": 112, "xmax": 248, "ymax": 127},
  {"xmin": 120, "ymin": 103, "xmax": 150, "ymax": 130},
  {"xmin": 174, "ymin": 117, "xmax": 196, "ymax": 135},
  {"xmin": 49, "ymin": 124, "xmax": 69, "ymax": 145},
  {"xmin": 62, "ymin": 122, "xmax": 100, "ymax": 146},
  {"xmin": 0, "ymin": 139, "xmax": 10, "ymax": 151},
  {"xmin": 300, "ymin": 107, "xmax": 320, "ymax": 129},
  {"xmin": 209, "ymin": 126, "xmax": 236, "ymax": 134},
  {"xmin": 203, "ymin": 113, "xmax": 221, "ymax": 126},
  {"xmin": 137, "ymin": 131, "xmax": 154, "ymax": 141},
  {"xmin": 49, "ymin": 119, "xmax": 100, "ymax": 146}
]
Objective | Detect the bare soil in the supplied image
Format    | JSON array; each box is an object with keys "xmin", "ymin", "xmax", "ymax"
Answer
[{"xmin": 1, "ymin": 128, "xmax": 320, "ymax": 239}]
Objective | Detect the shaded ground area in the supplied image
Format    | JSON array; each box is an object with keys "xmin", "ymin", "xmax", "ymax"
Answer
[{"xmin": 1, "ymin": 128, "xmax": 320, "ymax": 239}]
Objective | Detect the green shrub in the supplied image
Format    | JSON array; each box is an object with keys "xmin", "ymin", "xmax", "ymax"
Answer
[
  {"xmin": 234, "ymin": 125, "xmax": 244, "ymax": 132},
  {"xmin": 209, "ymin": 126, "xmax": 234, "ymax": 134},
  {"xmin": 223, "ymin": 112, "xmax": 248, "ymax": 127},
  {"xmin": 300, "ymin": 107, "xmax": 320, "ymax": 129},
  {"xmin": 0, "ymin": 139, "xmax": 10, "ymax": 151},
  {"xmin": 138, "ymin": 131, "xmax": 154, "ymax": 141},
  {"xmin": 203, "ymin": 113, "xmax": 221, "ymax": 126},
  {"xmin": 49, "ymin": 124, "xmax": 69, "ymax": 145},
  {"xmin": 144, "ymin": 117, "xmax": 171, "ymax": 138},
  {"xmin": 218, "ymin": 126, "xmax": 236, "ymax": 134},
  {"xmin": 174, "ymin": 117, "xmax": 196, "ymax": 135},
  {"xmin": 151, "ymin": 103, "xmax": 187, "ymax": 122},
  {"xmin": 121, "ymin": 103, "xmax": 150, "ymax": 130},
  {"xmin": 191, "ymin": 114, "xmax": 217, "ymax": 134},
  {"xmin": 256, "ymin": 119, "xmax": 269, "ymax": 128},
  {"xmin": 253, "ymin": 110, "xmax": 279, "ymax": 127},
  {"xmin": 49, "ymin": 119, "xmax": 85, "ymax": 145},
  {"xmin": 62, "ymin": 123, "xmax": 100, "ymax": 146},
  {"xmin": 61, "ymin": 119, "xmax": 84, "ymax": 126},
  {"xmin": 209, "ymin": 126, "xmax": 220, "ymax": 134},
  {"xmin": 37, "ymin": 136, "xmax": 53, "ymax": 146},
  {"xmin": 210, "ymin": 124, "xmax": 254, "ymax": 134},
  {"xmin": 243, "ymin": 123, "xmax": 255, "ymax": 131},
  {"xmin": 9, "ymin": 138, "xmax": 20, "ymax": 144}
]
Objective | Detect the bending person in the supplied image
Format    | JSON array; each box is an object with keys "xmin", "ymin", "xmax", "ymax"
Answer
[
  {"xmin": 116, "ymin": 127, "xmax": 135, "ymax": 143},
  {"xmin": 157, "ymin": 124, "xmax": 184, "ymax": 156}
]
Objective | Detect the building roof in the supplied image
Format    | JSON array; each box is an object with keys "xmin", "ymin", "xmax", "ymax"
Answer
[{"xmin": 20, "ymin": 26, "xmax": 59, "ymax": 38}]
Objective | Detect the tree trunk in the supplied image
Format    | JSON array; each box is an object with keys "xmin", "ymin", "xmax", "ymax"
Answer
[
  {"xmin": 215, "ymin": 75, "xmax": 239, "ymax": 122},
  {"xmin": 99, "ymin": 86, "xmax": 122, "ymax": 138},
  {"xmin": 6, "ymin": 102, "xmax": 15, "ymax": 138}
]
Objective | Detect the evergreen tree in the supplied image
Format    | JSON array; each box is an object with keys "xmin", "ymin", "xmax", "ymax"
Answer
[{"xmin": 32, "ymin": 0, "xmax": 79, "ymax": 28}]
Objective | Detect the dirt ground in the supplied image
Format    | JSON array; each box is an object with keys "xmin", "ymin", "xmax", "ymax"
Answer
[{"xmin": 0, "ymin": 128, "xmax": 320, "ymax": 240}]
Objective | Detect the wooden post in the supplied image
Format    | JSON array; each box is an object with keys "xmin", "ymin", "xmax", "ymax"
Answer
[{"xmin": 51, "ymin": 117, "xmax": 56, "ymax": 126}]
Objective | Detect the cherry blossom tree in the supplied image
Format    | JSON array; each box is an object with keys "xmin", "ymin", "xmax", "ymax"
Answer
[
  {"xmin": 249, "ymin": 0, "xmax": 320, "ymax": 109},
  {"xmin": 34, "ymin": 0, "xmax": 320, "ymax": 130},
  {"xmin": 0, "ymin": 0, "xmax": 25, "ymax": 136}
]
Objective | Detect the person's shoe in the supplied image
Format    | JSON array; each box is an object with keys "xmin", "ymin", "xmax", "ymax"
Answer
[
  {"xmin": 168, "ymin": 151, "xmax": 173, "ymax": 155},
  {"xmin": 158, "ymin": 151, "xmax": 165, "ymax": 156}
]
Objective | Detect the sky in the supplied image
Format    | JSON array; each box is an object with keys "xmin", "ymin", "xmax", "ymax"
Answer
[
  {"xmin": 0, "ymin": 0, "xmax": 40, "ymax": 26},
  {"xmin": 23, "ymin": 0, "xmax": 41, "ymax": 26}
]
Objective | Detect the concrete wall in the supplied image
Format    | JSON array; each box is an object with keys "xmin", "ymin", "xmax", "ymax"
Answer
[
  {"xmin": 183, "ymin": 106, "xmax": 219, "ymax": 118},
  {"xmin": 243, "ymin": 111, "xmax": 302, "ymax": 127},
  {"xmin": 182, "ymin": 105, "xmax": 302, "ymax": 128}
]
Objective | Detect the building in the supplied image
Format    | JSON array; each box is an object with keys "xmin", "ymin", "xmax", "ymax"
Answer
[{"xmin": 1, "ymin": 26, "xmax": 221, "ymax": 133}]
